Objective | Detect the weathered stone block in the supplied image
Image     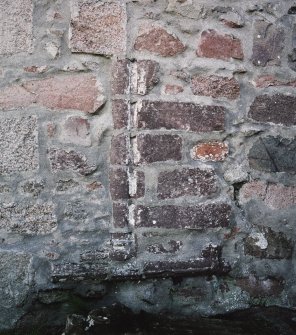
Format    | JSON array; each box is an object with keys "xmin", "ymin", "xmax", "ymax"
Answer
[
  {"xmin": 131, "ymin": 60, "xmax": 159, "ymax": 95},
  {"xmin": 136, "ymin": 101, "xmax": 225, "ymax": 132},
  {"xmin": 110, "ymin": 134, "xmax": 129, "ymax": 165},
  {"xmin": 112, "ymin": 100, "xmax": 129, "ymax": 130},
  {"xmin": 134, "ymin": 27, "xmax": 186, "ymax": 57},
  {"xmin": 0, "ymin": 116, "xmax": 38, "ymax": 175},
  {"xmin": 191, "ymin": 75, "xmax": 240, "ymax": 100},
  {"xmin": 144, "ymin": 245, "xmax": 230, "ymax": 276},
  {"xmin": 239, "ymin": 180, "xmax": 296, "ymax": 210},
  {"xmin": 192, "ymin": 141, "xmax": 228, "ymax": 161},
  {"xmin": 70, "ymin": 1, "xmax": 127, "ymax": 56},
  {"xmin": 48, "ymin": 148, "xmax": 96, "ymax": 175},
  {"xmin": 251, "ymin": 21, "xmax": 284, "ymax": 66},
  {"xmin": 157, "ymin": 167, "xmax": 217, "ymax": 199},
  {"xmin": 113, "ymin": 203, "xmax": 129, "ymax": 228},
  {"xmin": 0, "ymin": 0, "xmax": 33, "ymax": 55},
  {"xmin": 249, "ymin": 94, "xmax": 296, "ymax": 126},
  {"xmin": 135, "ymin": 203, "xmax": 231, "ymax": 229},
  {"xmin": 248, "ymin": 136, "xmax": 296, "ymax": 173},
  {"xmin": 197, "ymin": 30, "xmax": 244, "ymax": 61},
  {"xmin": 0, "ymin": 251, "xmax": 32, "ymax": 328},
  {"xmin": 245, "ymin": 227, "xmax": 293, "ymax": 260},
  {"xmin": 237, "ymin": 275, "xmax": 284, "ymax": 297},
  {"xmin": 0, "ymin": 74, "xmax": 105, "ymax": 113},
  {"xmin": 135, "ymin": 134, "xmax": 182, "ymax": 164},
  {"xmin": 0, "ymin": 202, "xmax": 57, "ymax": 235},
  {"xmin": 60, "ymin": 117, "xmax": 91, "ymax": 147},
  {"xmin": 112, "ymin": 60, "xmax": 130, "ymax": 95},
  {"xmin": 110, "ymin": 167, "xmax": 129, "ymax": 200}
]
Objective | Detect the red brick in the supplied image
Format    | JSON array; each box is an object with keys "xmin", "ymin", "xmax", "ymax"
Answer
[
  {"xmin": 192, "ymin": 141, "xmax": 228, "ymax": 161},
  {"xmin": 134, "ymin": 27, "xmax": 186, "ymax": 57},
  {"xmin": 112, "ymin": 100, "xmax": 129, "ymax": 130},
  {"xmin": 109, "ymin": 168, "xmax": 129, "ymax": 200},
  {"xmin": 253, "ymin": 75, "xmax": 296, "ymax": 88},
  {"xmin": 197, "ymin": 30, "xmax": 244, "ymax": 61},
  {"xmin": 111, "ymin": 60, "xmax": 130, "ymax": 95},
  {"xmin": 110, "ymin": 134, "xmax": 129, "ymax": 165},
  {"xmin": 251, "ymin": 21, "xmax": 284, "ymax": 66},
  {"xmin": 48, "ymin": 148, "xmax": 96, "ymax": 176},
  {"xmin": 70, "ymin": 1, "xmax": 126, "ymax": 56},
  {"xmin": 164, "ymin": 84, "xmax": 184, "ymax": 95},
  {"xmin": 129, "ymin": 170, "xmax": 145, "ymax": 198},
  {"xmin": 249, "ymin": 94, "xmax": 296, "ymax": 126},
  {"xmin": 135, "ymin": 203, "xmax": 231, "ymax": 229},
  {"xmin": 131, "ymin": 60, "xmax": 159, "ymax": 95},
  {"xmin": 113, "ymin": 203, "xmax": 129, "ymax": 229},
  {"xmin": 147, "ymin": 240, "xmax": 183, "ymax": 254},
  {"xmin": 191, "ymin": 75, "xmax": 240, "ymax": 100},
  {"xmin": 0, "ymin": 74, "xmax": 105, "ymax": 113},
  {"xmin": 135, "ymin": 134, "xmax": 182, "ymax": 164},
  {"xmin": 157, "ymin": 167, "xmax": 217, "ymax": 199},
  {"xmin": 143, "ymin": 245, "xmax": 230, "ymax": 276},
  {"xmin": 136, "ymin": 101, "xmax": 225, "ymax": 132},
  {"xmin": 110, "ymin": 233, "xmax": 136, "ymax": 261}
]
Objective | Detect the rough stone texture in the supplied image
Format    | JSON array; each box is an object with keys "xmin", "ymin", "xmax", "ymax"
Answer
[
  {"xmin": 135, "ymin": 134, "xmax": 182, "ymax": 164},
  {"xmin": 134, "ymin": 27, "xmax": 186, "ymax": 57},
  {"xmin": 110, "ymin": 168, "xmax": 129, "ymax": 200},
  {"xmin": 0, "ymin": 74, "xmax": 105, "ymax": 113},
  {"xmin": 112, "ymin": 60, "xmax": 130, "ymax": 95},
  {"xmin": 239, "ymin": 181, "xmax": 296, "ymax": 210},
  {"xmin": 135, "ymin": 203, "xmax": 231, "ymax": 229},
  {"xmin": 0, "ymin": 252, "xmax": 32, "ymax": 329},
  {"xmin": 0, "ymin": 202, "xmax": 57, "ymax": 235},
  {"xmin": 70, "ymin": 1, "xmax": 127, "ymax": 56},
  {"xmin": 131, "ymin": 60, "xmax": 159, "ymax": 95},
  {"xmin": 197, "ymin": 30, "xmax": 244, "ymax": 61},
  {"xmin": 0, "ymin": 116, "xmax": 38, "ymax": 175},
  {"xmin": 48, "ymin": 148, "xmax": 96, "ymax": 175},
  {"xmin": 244, "ymin": 227, "xmax": 293, "ymax": 260},
  {"xmin": 144, "ymin": 245, "xmax": 230, "ymax": 276},
  {"xmin": 110, "ymin": 134, "xmax": 129, "ymax": 165},
  {"xmin": 192, "ymin": 141, "xmax": 228, "ymax": 161},
  {"xmin": 0, "ymin": 0, "xmax": 33, "ymax": 55},
  {"xmin": 113, "ymin": 203, "xmax": 129, "ymax": 228},
  {"xmin": 248, "ymin": 136, "xmax": 296, "ymax": 173},
  {"xmin": 253, "ymin": 75, "xmax": 296, "ymax": 88},
  {"xmin": 191, "ymin": 75, "xmax": 240, "ymax": 100},
  {"xmin": 251, "ymin": 21, "xmax": 284, "ymax": 66},
  {"xmin": 157, "ymin": 168, "xmax": 217, "ymax": 199},
  {"xmin": 112, "ymin": 100, "xmax": 129, "ymax": 129},
  {"xmin": 1, "ymin": 0, "xmax": 296, "ymax": 330},
  {"xmin": 60, "ymin": 117, "xmax": 91, "ymax": 146},
  {"xmin": 249, "ymin": 94, "xmax": 296, "ymax": 126},
  {"xmin": 136, "ymin": 101, "xmax": 225, "ymax": 132},
  {"xmin": 237, "ymin": 275, "xmax": 284, "ymax": 297}
]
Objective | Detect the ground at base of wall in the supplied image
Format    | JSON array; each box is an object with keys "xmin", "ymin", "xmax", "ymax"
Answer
[{"xmin": 3, "ymin": 306, "xmax": 296, "ymax": 335}]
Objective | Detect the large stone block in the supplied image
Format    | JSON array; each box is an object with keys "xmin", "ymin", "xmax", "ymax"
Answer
[
  {"xmin": 0, "ymin": 202, "xmax": 57, "ymax": 235},
  {"xmin": 0, "ymin": 116, "xmax": 38, "ymax": 175},
  {"xmin": 0, "ymin": 0, "xmax": 33, "ymax": 55},
  {"xmin": 136, "ymin": 101, "xmax": 225, "ymax": 132},
  {"xmin": 70, "ymin": 1, "xmax": 127, "ymax": 56}
]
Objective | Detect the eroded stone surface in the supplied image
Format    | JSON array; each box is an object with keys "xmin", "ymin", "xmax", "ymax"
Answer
[
  {"xmin": 70, "ymin": 1, "xmax": 127, "ymax": 56},
  {"xmin": 197, "ymin": 30, "xmax": 244, "ymax": 61},
  {"xmin": 134, "ymin": 27, "xmax": 186, "ymax": 57},
  {"xmin": 0, "ymin": 116, "xmax": 38, "ymax": 175},
  {"xmin": 0, "ymin": 0, "xmax": 33, "ymax": 55},
  {"xmin": 0, "ymin": 202, "xmax": 57, "ymax": 235}
]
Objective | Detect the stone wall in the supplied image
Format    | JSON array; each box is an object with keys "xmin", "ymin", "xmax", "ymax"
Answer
[{"xmin": 0, "ymin": 0, "xmax": 296, "ymax": 330}]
